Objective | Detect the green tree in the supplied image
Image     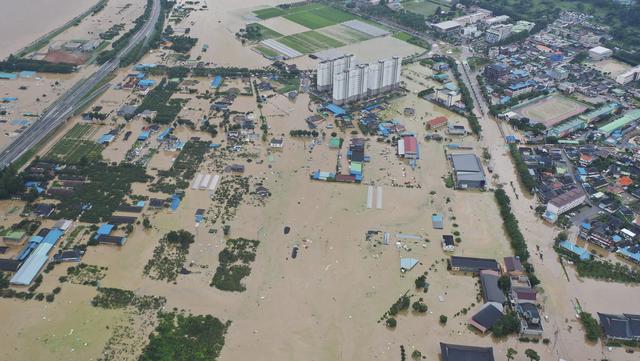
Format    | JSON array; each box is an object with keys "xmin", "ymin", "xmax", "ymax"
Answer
[
  {"xmin": 525, "ymin": 349, "xmax": 540, "ymax": 361},
  {"xmin": 439, "ymin": 315, "xmax": 448, "ymax": 325},
  {"xmin": 506, "ymin": 348, "xmax": 517, "ymax": 360},
  {"xmin": 386, "ymin": 318, "xmax": 397, "ymax": 328},
  {"xmin": 411, "ymin": 349, "xmax": 422, "ymax": 360}
]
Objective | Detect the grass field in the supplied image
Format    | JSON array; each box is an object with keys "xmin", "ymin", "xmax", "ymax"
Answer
[
  {"xmin": 402, "ymin": 0, "xmax": 446, "ymax": 16},
  {"xmin": 393, "ymin": 32, "xmax": 413, "ymax": 41},
  {"xmin": 318, "ymin": 24, "xmax": 373, "ymax": 44},
  {"xmin": 283, "ymin": 5, "xmax": 355, "ymax": 29},
  {"xmin": 254, "ymin": 45, "xmax": 280, "ymax": 58},
  {"xmin": 248, "ymin": 23, "xmax": 283, "ymax": 40},
  {"xmin": 45, "ymin": 123, "xmax": 103, "ymax": 163},
  {"xmin": 253, "ymin": 7, "xmax": 285, "ymax": 20},
  {"xmin": 278, "ymin": 31, "xmax": 346, "ymax": 54},
  {"xmin": 511, "ymin": 94, "xmax": 589, "ymax": 127}
]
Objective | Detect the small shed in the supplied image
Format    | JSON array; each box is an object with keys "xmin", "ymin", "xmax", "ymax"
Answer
[{"xmin": 432, "ymin": 214, "xmax": 443, "ymax": 229}]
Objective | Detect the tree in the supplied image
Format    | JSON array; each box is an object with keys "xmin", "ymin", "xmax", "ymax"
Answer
[
  {"xmin": 525, "ymin": 349, "xmax": 540, "ymax": 361},
  {"xmin": 439, "ymin": 315, "xmax": 448, "ymax": 325},
  {"xmin": 143, "ymin": 218, "xmax": 152, "ymax": 229},
  {"xmin": 506, "ymin": 348, "xmax": 517, "ymax": 360},
  {"xmin": 125, "ymin": 224, "xmax": 134, "ymax": 234},
  {"xmin": 498, "ymin": 275, "xmax": 511, "ymax": 292},
  {"xmin": 386, "ymin": 318, "xmax": 397, "ymax": 328},
  {"xmin": 411, "ymin": 349, "xmax": 422, "ymax": 360},
  {"xmin": 579, "ymin": 311, "xmax": 601, "ymax": 341}
]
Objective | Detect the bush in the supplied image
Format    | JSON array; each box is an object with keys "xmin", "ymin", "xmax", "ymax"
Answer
[
  {"xmin": 439, "ymin": 315, "xmax": 448, "ymax": 325},
  {"xmin": 45, "ymin": 294, "xmax": 55, "ymax": 302}
]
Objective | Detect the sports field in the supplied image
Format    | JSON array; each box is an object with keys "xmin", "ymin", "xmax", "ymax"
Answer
[
  {"xmin": 511, "ymin": 94, "xmax": 589, "ymax": 127},
  {"xmin": 278, "ymin": 31, "xmax": 346, "ymax": 54},
  {"xmin": 45, "ymin": 123, "xmax": 103, "ymax": 163},
  {"xmin": 402, "ymin": 0, "xmax": 447, "ymax": 16}
]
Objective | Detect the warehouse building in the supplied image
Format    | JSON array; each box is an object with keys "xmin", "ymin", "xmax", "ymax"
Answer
[{"xmin": 450, "ymin": 153, "xmax": 486, "ymax": 189}]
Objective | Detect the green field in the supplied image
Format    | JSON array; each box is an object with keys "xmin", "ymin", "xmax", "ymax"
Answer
[
  {"xmin": 393, "ymin": 31, "xmax": 431, "ymax": 49},
  {"xmin": 318, "ymin": 24, "xmax": 373, "ymax": 44},
  {"xmin": 283, "ymin": 5, "xmax": 356, "ymax": 29},
  {"xmin": 248, "ymin": 23, "xmax": 283, "ymax": 40},
  {"xmin": 254, "ymin": 45, "xmax": 280, "ymax": 58},
  {"xmin": 393, "ymin": 32, "xmax": 413, "ymax": 41},
  {"xmin": 278, "ymin": 31, "xmax": 345, "ymax": 54},
  {"xmin": 402, "ymin": 0, "xmax": 446, "ymax": 16},
  {"xmin": 253, "ymin": 7, "xmax": 285, "ymax": 19},
  {"xmin": 45, "ymin": 123, "xmax": 103, "ymax": 163}
]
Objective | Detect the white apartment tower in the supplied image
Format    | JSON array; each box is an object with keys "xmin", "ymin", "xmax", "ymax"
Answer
[
  {"xmin": 318, "ymin": 54, "xmax": 402, "ymax": 105},
  {"xmin": 316, "ymin": 54, "xmax": 355, "ymax": 92}
]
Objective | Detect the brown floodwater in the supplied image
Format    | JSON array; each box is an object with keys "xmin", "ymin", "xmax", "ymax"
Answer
[{"xmin": 0, "ymin": 0, "xmax": 98, "ymax": 59}]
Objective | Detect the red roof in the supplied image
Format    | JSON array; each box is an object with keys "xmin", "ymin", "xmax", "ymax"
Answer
[
  {"xmin": 618, "ymin": 176, "xmax": 633, "ymax": 187},
  {"xmin": 427, "ymin": 116, "xmax": 448, "ymax": 127},
  {"xmin": 403, "ymin": 136, "xmax": 417, "ymax": 154}
]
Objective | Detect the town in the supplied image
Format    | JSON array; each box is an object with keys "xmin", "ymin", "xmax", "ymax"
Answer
[{"xmin": 0, "ymin": 0, "xmax": 639, "ymax": 360}]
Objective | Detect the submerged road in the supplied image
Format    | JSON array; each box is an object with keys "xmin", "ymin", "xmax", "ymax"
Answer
[{"xmin": 0, "ymin": 0, "xmax": 161, "ymax": 169}]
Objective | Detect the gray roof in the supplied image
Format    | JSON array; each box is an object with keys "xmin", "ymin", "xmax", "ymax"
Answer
[
  {"xmin": 440, "ymin": 343, "xmax": 495, "ymax": 361},
  {"xmin": 598, "ymin": 313, "xmax": 640, "ymax": 340},
  {"xmin": 451, "ymin": 154, "xmax": 484, "ymax": 173},
  {"xmin": 480, "ymin": 270, "xmax": 507, "ymax": 304}
]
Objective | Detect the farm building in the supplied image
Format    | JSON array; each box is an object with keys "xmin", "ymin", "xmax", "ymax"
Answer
[
  {"xmin": 450, "ymin": 154, "xmax": 486, "ymax": 189},
  {"xmin": 469, "ymin": 303, "xmax": 504, "ymax": 334},
  {"xmin": 427, "ymin": 116, "xmax": 448, "ymax": 130}
]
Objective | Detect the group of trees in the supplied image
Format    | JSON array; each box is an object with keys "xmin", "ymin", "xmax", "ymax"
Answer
[
  {"xmin": 134, "ymin": 78, "xmax": 185, "ymax": 124},
  {"xmin": 289, "ymin": 129, "xmax": 319, "ymax": 138},
  {"xmin": 0, "ymin": 165, "xmax": 24, "ymax": 200},
  {"xmin": 166, "ymin": 36, "xmax": 198, "ymax": 53},
  {"xmin": 495, "ymin": 188, "xmax": 540, "ymax": 286},
  {"xmin": 359, "ymin": 1, "xmax": 428, "ymax": 31},
  {"xmin": 509, "ymin": 144, "xmax": 537, "ymax": 193},
  {"xmin": 0, "ymin": 55, "xmax": 75, "ymax": 73},
  {"xmin": 491, "ymin": 311, "xmax": 521, "ymax": 337},
  {"xmin": 579, "ymin": 311, "xmax": 601, "ymax": 342}
]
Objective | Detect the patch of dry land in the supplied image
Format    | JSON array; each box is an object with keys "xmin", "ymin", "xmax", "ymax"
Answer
[{"xmin": 0, "ymin": 1, "xmax": 639, "ymax": 361}]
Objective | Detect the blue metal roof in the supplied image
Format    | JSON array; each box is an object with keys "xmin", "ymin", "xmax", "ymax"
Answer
[
  {"xmin": 10, "ymin": 243, "xmax": 53, "ymax": 285},
  {"xmin": 325, "ymin": 103, "xmax": 346, "ymax": 116},
  {"xmin": 42, "ymin": 229, "xmax": 64, "ymax": 245},
  {"xmin": 400, "ymin": 258, "xmax": 419, "ymax": 270},
  {"xmin": 97, "ymin": 224, "xmax": 114, "ymax": 236},
  {"xmin": 559, "ymin": 241, "xmax": 591, "ymax": 260}
]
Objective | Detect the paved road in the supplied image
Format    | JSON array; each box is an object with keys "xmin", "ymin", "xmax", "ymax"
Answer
[{"xmin": 0, "ymin": 0, "xmax": 161, "ymax": 169}]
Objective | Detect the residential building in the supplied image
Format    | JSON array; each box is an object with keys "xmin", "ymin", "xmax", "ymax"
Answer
[
  {"xmin": 450, "ymin": 256, "xmax": 500, "ymax": 273},
  {"xmin": 504, "ymin": 256, "xmax": 524, "ymax": 276},
  {"xmin": 317, "ymin": 54, "xmax": 355, "ymax": 92},
  {"xmin": 469, "ymin": 303, "xmax": 504, "ymax": 334},
  {"xmin": 480, "ymin": 270, "xmax": 507, "ymax": 304},
  {"xmin": 486, "ymin": 24, "xmax": 513, "ymax": 44},
  {"xmin": 427, "ymin": 116, "xmax": 449, "ymax": 130},
  {"xmin": 517, "ymin": 302, "xmax": 544, "ymax": 336},
  {"xmin": 442, "ymin": 235, "xmax": 455, "ymax": 252},
  {"xmin": 597, "ymin": 313, "xmax": 640, "ymax": 341}
]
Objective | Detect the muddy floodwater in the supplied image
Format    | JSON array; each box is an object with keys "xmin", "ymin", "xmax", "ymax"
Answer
[{"xmin": 0, "ymin": 0, "xmax": 97, "ymax": 59}]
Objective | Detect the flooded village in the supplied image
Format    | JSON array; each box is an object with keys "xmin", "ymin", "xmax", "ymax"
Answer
[{"xmin": 0, "ymin": 1, "xmax": 640, "ymax": 361}]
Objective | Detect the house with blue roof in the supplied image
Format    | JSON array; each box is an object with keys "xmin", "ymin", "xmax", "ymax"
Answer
[{"xmin": 558, "ymin": 241, "xmax": 591, "ymax": 261}]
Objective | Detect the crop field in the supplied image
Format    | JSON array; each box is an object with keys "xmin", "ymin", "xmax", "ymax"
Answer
[
  {"xmin": 254, "ymin": 45, "xmax": 280, "ymax": 58},
  {"xmin": 45, "ymin": 123, "xmax": 103, "ymax": 163},
  {"xmin": 253, "ymin": 7, "xmax": 285, "ymax": 20},
  {"xmin": 511, "ymin": 94, "xmax": 589, "ymax": 127},
  {"xmin": 318, "ymin": 24, "xmax": 373, "ymax": 44},
  {"xmin": 248, "ymin": 23, "xmax": 283, "ymax": 40},
  {"xmin": 402, "ymin": 0, "xmax": 447, "ymax": 16},
  {"xmin": 278, "ymin": 31, "xmax": 346, "ymax": 54},
  {"xmin": 282, "ymin": 5, "xmax": 355, "ymax": 29}
]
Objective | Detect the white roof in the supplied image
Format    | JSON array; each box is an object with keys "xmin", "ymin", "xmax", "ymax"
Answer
[
  {"xmin": 434, "ymin": 20, "xmax": 461, "ymax": 31},
  {"xmin": 589, "ymin": 46, "xmax": 612, "ymax": 54}
]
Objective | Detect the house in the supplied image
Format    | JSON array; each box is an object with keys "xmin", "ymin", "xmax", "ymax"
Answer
[
  {"xmin": 517, "ymin": 302, "xmax": 544, "ymax": 336},
  {"xmin": 33, "ymin": 204, "xmax": 55, "ymax": 217},
  {"xmin": 480, "ymin": 270, "xmax": 507, "ymax": 304},
  {"xmin": 427, "ymin": 116, "xmax": 448, "ymax": 130},
  {"xmin": 400, "ymin": 258, "xmax": 419, "ymax": 272},
  {"xmin": 149, "ymin": 198, "xmax": 166, "ymax": 208},
  {"xmin": 96, "ymin": 235, "xmax": 127, "ymax": 246},
  {"xmin": 0, "ymin": 259, "xmax": 21, "ymax": 272},
  {"xmin": 503, "ymin": 256, "xmax": 524, "ymax": 276},
  {"xmin": 442, "ymin": 235, "xmax": 455, "ymax": 252},
  {"xmin": 397, "ymin": 135, "xmax": 418, "ymax": 159},
  {"xmin": 597, "ymin": 313, "xmax": 640, "ymax": 341},
  {"xmin": 269, "ymin": 138, "xmax": 284, "ymax": 149},
  {"xmin": 511, "ymin": 286, "xmax": 537, "ymax": 304},
  {"xmin": 447, "ymin": 124, "xmax": 467, "ymax": 136},
  {"xmin": 451, "ymin": 154, "xmax": 486, "ymax": 189},
  {"xmin": 109, "ymin": 216, "xmax": 137, "ymax": 225},
  {"xmin": 440, "ymin": 343, "xmax": 495, "ymax": 361},
  {"xmin": 225, "ymin": 164, "xmax": 245, "ymax": 173},
  {"xmin": 52, "ymin": 249, "xmax": 83, "ymax": 263},
  {"xmin": 450, "ymin": 256, "xmax": 500, "ymax": 273},
  {"xmin": 469, "ymin": 303, "xmax": 504, "ymax": 333},
  {"xmin": 0, "ymin": 229, "xmax": 26, "ymax": 244},
  {"xmin": 558, "ymin": 240, "xmax": 591, "ymax": 260}
]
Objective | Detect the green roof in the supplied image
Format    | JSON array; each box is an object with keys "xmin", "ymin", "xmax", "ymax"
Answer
[
  {"xmin": 350, "ymin": 162, "xmax": 362, "ymax": 172},
  {"xmin": 598, "ymin": 109, "xmax": 640, "ymax": 135},
  {"xmin": 0, "ymin": 229, "xmax": 26, "ymax": 239},
  {"xmin": 329, "ymin": 137, "xmax": 340, "ymax": 148}
]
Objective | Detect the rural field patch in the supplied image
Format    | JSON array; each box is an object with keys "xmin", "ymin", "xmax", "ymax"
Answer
[
  {"xmin": 45, "ymin": 123, "xmax": 103, "ymax": 163},
  {"xmin": 253, "ymin": 7, "xmax": 285, "ymax": 20},
  {"xmin": 283, "ymin": 5, "xmax": 355, "ymax": 29},
  {"xmin": 278, "ymin": 31, "xmax": 345, "ymax": 54},
  {"xmin": 254, "ymin": 44, "xmax": 280, "ymax": 58},
  {"xmin": 259, "ymin": 16, "xmax": 310, "ymax": 36},
  {"xmin": 402, "ymin": 0, "xmax": 445, "ymax": 16},
  {"xmin": 318, "ymin": 24, "xmax": 373, "ymax": 44},
  {"xmin": 247, "ymin": 23, "xmax": 283, "ymax": 40}
]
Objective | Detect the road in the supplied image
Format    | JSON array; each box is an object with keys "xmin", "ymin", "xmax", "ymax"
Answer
[{"xmin": 0, "ymin": 0, "xmax": 161, "ymax": 169}]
